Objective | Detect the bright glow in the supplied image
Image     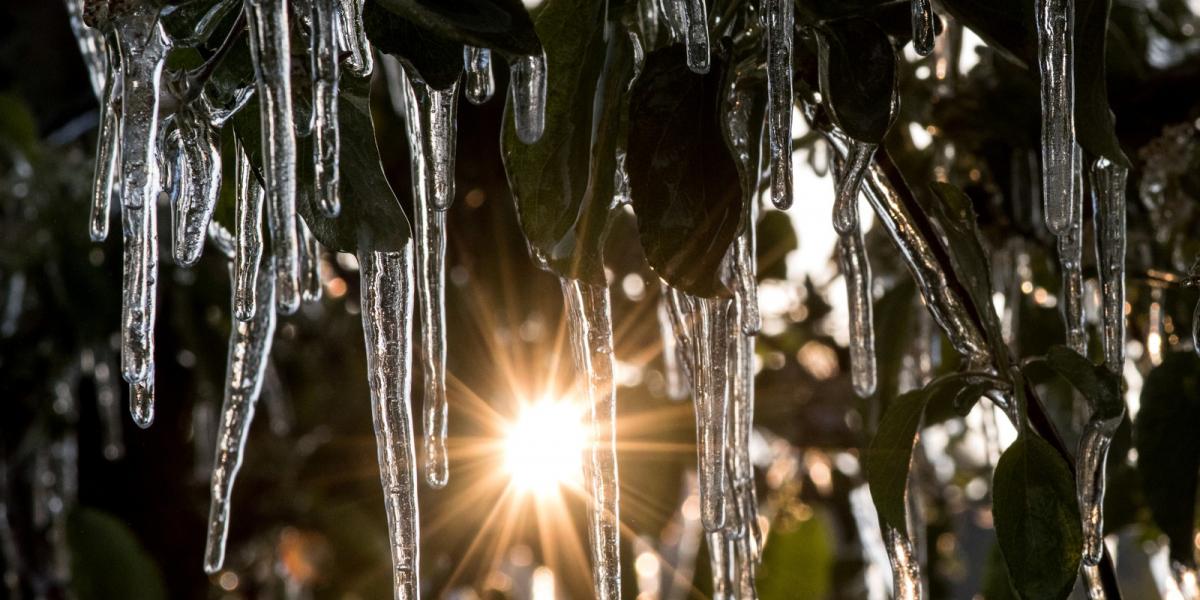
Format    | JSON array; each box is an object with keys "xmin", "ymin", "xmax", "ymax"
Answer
[
  {"xmin": 504, "ymin": 399, "xmax": 586, "ymax": 495},
  {"xmin": 531, "ymin": 566, "xmax": 557, "ymax": 600}
]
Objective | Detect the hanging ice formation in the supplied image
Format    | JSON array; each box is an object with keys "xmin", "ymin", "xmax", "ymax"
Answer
[
  {"xmin": 1035, "ymin": 0, "xmax": 1078, "ymax": 235},
  {"xmin": 234, "ymin": 141, "xmax": 267, "ymax": 321},
  {"xmin": 509, "ymin": 52, "xmax": 549, "ymax": 144},
  {"xmin": 885, "ymin": 523, "xmax": 923, "ymax": 599},
  {"xmin": 1058, "ymin": 149, "xmax": 1087, "ymax": 355},
  {"xmin": 311, "ymin": 0, "xmax": 342, "ymax": 217},
  {"xmin": 167, "ymin": 107, "xmax": 223, "ymax": 267},
  {"xmin": 336, "ymin": 0, "xmax": 373, "ymax": 76},
  {"xmin": 658, "ymin": 289, "xmax": 691, "ymax": 400},
  {"xmin": 910, "ymin": 0, "xmax": 936, "ymax": 57},
  {"xmin": 464, "ymin": 46, "xmax": 496, "ymax": 105},
  {"xmin": 1091, "ymin": 158, "xmax": 1129, "ymax": 371},
  {"xmin": 1077, "ymin": 408, "xmax": 1123, "ymax": 567},
  {"xmin": 358, "ymin": 246, "xmax": 421, "ymax": 600},
  {"xmin": 833, "ymin": 141, "xmax": 879, "ymax": 398},
  {"xmin": 561, "ymin": 279, "xmax": 622, "ymax": 600},
  {"xmin": 765, "ymin": 0, "xmax": 793, "ymax": 210},
  {"xmin": 399, "ymin": 69, "xmax": 458, "ymax": 488}
]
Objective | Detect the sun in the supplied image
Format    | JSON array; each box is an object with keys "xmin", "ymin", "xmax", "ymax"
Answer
[{"xmin": 504, "ymin": 398, "xmax": 588, "ymax": 496}]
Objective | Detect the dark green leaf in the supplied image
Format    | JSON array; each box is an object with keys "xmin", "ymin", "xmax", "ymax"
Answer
[
  {"xmin": 363, "ymin": 0, "xmax": 464, "ymax": 90},
  {"xmin": 1026, "ymin": 345, "xmax": 1125, "ymax": 421},
  {"xmin": 500, "ymin": 0, "xmax": 633, "ymax": 284},
  {"xmin": 814, "ymin": 17, "xmax": 898, "ymax": 144},
  {"xmin": 1135, "ymin": 351, "xmax": 1200, "ymax": 567},
  {"xmin": 993, "ymin": 434, "xmax": 1083, "ymax": 600},
  {"xmin": 873, "ymin": 281, "xmax": 917, "ymax": 403},
  {"xmin": 628, "ymin": 44, "xmax": 741, "ymax": 298},
  {"xmin": 68, "ymin": 507, "xmax": 168, "ymax": 600},
  {"xmin": 371, "ymin": 0, "xmax": 540, "ymax": 62},
  {"xmin": 982, "ymin": 541, "xmax": 1020, "ymax": 600}
]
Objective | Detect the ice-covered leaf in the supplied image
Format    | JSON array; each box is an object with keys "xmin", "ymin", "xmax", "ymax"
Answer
[
  {"xmin": 363, "ymin": 0, "xmax": 464, "ymax": 90},
  {"xmin": 370, "ymin": 0, "xmax": 540, "ymax": 62},
  {"xmin": 500, "ymin": 0, "xmax": 633, "ymax": 285},
  {"xmin": 993, "ymin": 434, "xmax": 1083, "ymax": 600},
  {"xmin": 628, "ymin": 44, "xmax": 741, "ymax": 298},
  {"xmin": 814, "ymin": 17, "xmax": 898, "ymax": 144},
  {"xmin": 68, "ymin": 507, "xmax": 168, "ymax": 600},
  {"xmin": 1135, "ymin": 352, "xmax": 1200, "ymax": 567}
]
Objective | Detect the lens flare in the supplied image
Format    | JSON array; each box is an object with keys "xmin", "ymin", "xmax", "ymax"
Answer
[{"xmin": 504, "ymin": 399, "xmax": 586, "ymax": 495}]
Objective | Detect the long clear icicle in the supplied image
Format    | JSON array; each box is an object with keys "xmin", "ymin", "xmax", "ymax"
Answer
[
  {"xmin": 357, "ymin": 247, "xmax": 420, "ymax": 600},
  {"xmin": 311, "ymin": 0, "xmax": 341, "ymax": 217},
  {"xmin": 765, "ymin": 0, "xmax": 793, "ymax": 210},
  {"xmin": 1058, "ymin": 151, "xmax": 1087, "ymax": 355},
  {"xmin": 560, "ymin": 278, "xmax": 622, "ymax": 600},
  {"xmin": 730, "ymin": 287, "xmax": 761, "ymax": 589},
  {"xmin": 170, "ymin": 109, "xmax": 223, "ymax": 267},
  {"xmin": 1091, "ymin": 158, "xmax": 1128, "ymax": 372},
  {"xmin": 834, "ymin": 142, "xmax": 878, "ymax": 397},
  {"xmin": 234, "ymin": 142, "xmax": 266, "ymax": 321},
  {"xmin": 203, "ymin": 261, "xmax": 277, "ymax": 574},
  {"xmin": 666, "ymin": 287, "xmax": 732, "ymax": 531},
  {"xmin": 1077, "ymin": 411, "xmax": 1123, "ymax": 566},
  {"xmin": 911, "ymin": 0, "xmax": 936, "ymax": 56},
  {"xmin": 90, "ymin": 35, "xmax": 120, "ymax": 242},
  {"xmin": 463, "ymin": 47, "xmax": 495, "ymax": 105},
  {"xmin": 335, "ymin": 0, "xmax": 373, "ymax": 77},
  {"xmin": 245, "ymin": 0, "xmax": 301, "ymax": 315},
  {"xmin": 510, "ymin": 52, "xmax": 548, "ymax": 144},
  {"xmin": 401, "ymin": 71, "xmax": 458, "ymax": 487},
  {"xmin": 113, "ymin": 4, "xmax": 169, "ymax": 416},
  {"xmin": 1035, "ymin": 0, "xmax": 1078, "ymax": 235}
]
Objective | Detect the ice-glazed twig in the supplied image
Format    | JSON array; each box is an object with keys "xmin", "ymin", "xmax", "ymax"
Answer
[
  {"xmin": 463, "ymin": 46, "xmax": 495, "ymax": 105},
  {"xmin": 311, "ymin": 0, "xmax": 341, "ymax": 217}
]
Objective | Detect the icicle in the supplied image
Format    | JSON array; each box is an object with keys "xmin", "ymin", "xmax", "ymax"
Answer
[
  {"xmin": 682, "ymin": 0, "xmax": 710, "ymax": 73},
  {"xmin": 401, "ymin": 71, "xmax": 458, "ymax": 488},
  {"xmin": 765, "ymin": 0, "xmax": 793, "ymax": 210},
  {"xmin": 1058, "ymin": 152, "xmax": 1086, "ymax": 354},
  {"xmin": 1035, "ymin": 0, "xmax": 1078, "ymax": 235},
  {"xmin": 1082, "ymin": 563, "xmax": 1106, "ymax": 599},
  {"xmin": 560, "ymin": 278, "xmax": 622, "ymax": 600},
  {"xmin": 203, "ymin": 261, "xmax": 277, "ymax": 574},
  {"xmin": 90, "ymin": 36, "xmax": 120, "ymax": 242},
  {"xmin": 463, "ymin": 47, "xmax": 495, "ymax": 105},
  {"xmin": 234, "ymin": 142, "xmax": 266, "ymax": 321},
  {"xmin": 336, "ymin": 0, "xmax": 373, "ymax": 77},
  {"xmin": 834, "ymin": 142, "xmax": 878, "ymax": 397},
  {"xmin": 707, "ymin": 530, "xmax": 734, "ymax": 600},
  {"xmin": 245, "ymin": 0, "xmax": 301, "ymax": 314},
  {"xmin": 312, "ymin": 0, "xmax": 341, "ymax": 218},
  {"xmin": 65, "ymin": 0, "xmax": 108, "ymax": 98},
  {"xmin": 666, "ymin": 287, "xmax": 733, "ymax": 531},
  {"xmin": 884, "ymin": 525, "xmax": 923, "ymax": 600},
  {"xmin": 730, "ymin": 297, "xmax": 761, "ymax": 562},
  {"xmin": 171, "ymin": 109, "xmax": 223, "ymax": 267},
  {"xmin": 113, "ymin": 4, "xmax": 169, "ymax": 388},
  {"xmin": 1077, "ymin": 411, "xmax": 1122, "ymax": 566},
  {"xmin": 130, "ymin": 369, "xmax": 155, "ymax": 428},
  {"xmin": 94, "ymin": 347, "xmax": 125, "ymax": 460},
  {"xmin": 510, "ymin": 52, "xmax": 548, "ymax": 144},
  {"xmin": 1090, "ymin": 157, "xmax": 1128, "ymax": 372},
  {"xmin": 357, "ymin": 247, "xmax": 420, "ymax": 600},
  {"xmin": 658, "ymin": 293, "xmax": 690, "ymax": 400},
  {"xmin": 910, "ymin": 0, "xmax": 935, "ymax": 56},
  {"xmin": 297, "ymin": 217, "xmax": 323, "ymax": 302}
]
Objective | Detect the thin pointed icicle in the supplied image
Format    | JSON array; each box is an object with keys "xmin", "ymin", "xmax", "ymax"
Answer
[
  {"xmin": 311, "ymin": 0, "xmax": 341, "ymax": 218},
  {"xmin": 357, "ymin": 246, "xmax": 420, "ymax": 600},
  {"xmin": 113, "ymin": 4, "xmax": 169, "ymax": 387},
  {"xmin": 297, "ymin": 218, "xmax": 323, "ymax": 302},
  {"xmin": 234, "ymin": 142, "xmax": 266, "ymax": 321},
  {"xmin": 560, "ymin": 278, "xmax": 621, "ymax": 600},
  {"xmin": 885, "ymin": 525, "xmax": 923, "ymax": 600},
  {"xmin": 171, "ymin": 109, "xmax": 223, "ymax": 267},
  {"xmin": 203, "ymin": 261, "xmax": 277, "ymax": 574},
  {"xmin": 1077, "ymin": 411, "xmax": 1123, "ymax": 566},
  {"xmin": 1091, "ymin": 157, "xmax": 1128, "ymax": 372},
  {"xmin": 463, "ymin": 47, "xmax": 495, "ymax": 105},
  {"xmin": 834, "ymin": 141, "xmax": 878, "ymax": 397},
  {"xmin": 682, "ymin": 0, "xmax": 710, "ymax": 73},
  {"xmin": 401, "ymin": 72, "xmax": 458, "ymax": 488},
  {"xmin": 1035, "ymin": 0, "xmax": 1078, "ymax": 235},
  {"xmin": 666, "ymin": 287, "xmax": 733, "ymax": 532},
  {"xmin": 245, "ymin": 0, "xmax": 301, "ymax": 314},
  {"xmin": 658, "ymin": 294, "xmax": 690, "ymax": 401},
  {"xmin": 1059, "ymin": 163, "xmax": 1087, "ymax": 354},
  {"xmin": 510, "ymin": 52, "xmax": 548, "ymax": 144},
  {"xmin": 90, "ymin": 37, "xmax": 120, "ymax": 242},
  {"xmin": 336, "ymin": 0, "xmax": 373, "ymax": 77},
  {"xmin": 765, "ymin": 0, "xmax": 793, "ymax": 210},
  {"xmin": 911, "ymin": 0, "xmax": 936, "ymax": 56}
]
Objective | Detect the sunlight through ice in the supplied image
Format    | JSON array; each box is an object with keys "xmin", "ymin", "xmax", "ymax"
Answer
[{"xmin": 504, "ymin": 399, "xmax": 586, "ymax": 494}]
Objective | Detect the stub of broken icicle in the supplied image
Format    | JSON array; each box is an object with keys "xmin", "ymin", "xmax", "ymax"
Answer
[
  {"xmin": 1035, "ymin": 0, "xmax": 1078, "ymax": 235},
  {"xmin": 1090, "ymin": 157, "xmax": 1128, "ymax": 372},
  {"xmin": 169, "ymin": 109, "xmax": 223, "ymax": 268},
  {"xmin": 510, "ymin": 53, "xmax": 548, "ymax": 144},
  {"xmin": 765, "ymin": 0, "xmax": 794, "ymax": 210},
  {"xmin": 463, "ymin": 46, "xmax": 495, "ymax": 105},
  {"xmin": 311, "ymin": 0, "xmax": 342, "ymax": 218},
  {"xmin": 911, "ymin": 0, "xmax": 936, "ymax": 56},
  {"xmin": 336, "ymin": 0, "xmax": 373, "ymax": 77}
]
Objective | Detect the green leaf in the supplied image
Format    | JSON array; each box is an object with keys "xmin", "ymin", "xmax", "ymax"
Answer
[
  {"xmin": 1026, "ymin": 345, "xmax": 1125, "ymax": 421},
  {"xmin": 1135, "ymin": 351, "xmax": 1200, "ymax": 567},
  {"xmin": 233, "ymin": 76, "xmax": 412, "ymax": 253},
  {"xmin": 757, "ymin": 515, "xmax": 834, "ymax": 600},
  {"xmin": 68, "ymin": 507, "xmax": 168, "ymax": 600},
  {"xmin": 370, "ymin": 0, "xmax": 541, "ymax": 62},
  {"xmin": 993, "ymin": 434, "xmax": 1083, "ymax": 600},
  {"xmin": 500, "ymin": 0, "xmax": 633, "ymax": 284},
  {"xmin": 627, "ymin": 44, "xmax": 741, "ymax": 298},
  {"xmin": 814, "ymin": 17, "xmax": 898, "ymax": 144},
  {"xmin": 363, "ymin": 0, "xmax": 464, "ymax": 90},
  {"xmin": 982, "ymin": 541, "xmax": 1020, "ymax": 600}
]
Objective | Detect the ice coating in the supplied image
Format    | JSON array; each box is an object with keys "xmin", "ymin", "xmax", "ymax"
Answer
[
  {"xmin": 170, "ymin": 109, "xmax": 223, "ymax": 267},
  {"xmin": 708, "ymin": 530, "xmax": 734, "ymax": 599},
  {"xmin": 683, "ymin": 0, "xmax": 710, "ymax": 73},
  {"xmin": 234, "ymin": 142, "xmax": 266, "ymax": 322},
  {"xmin": 357, "ymin": 247, "xmax": 420, "ymax": 600},
  {"xmin": 833, "ymin": 142, "xmax": 877, "ymax": 236},
  {"xmin": 90, "ymin": 38, "xmax": 121, "ymax": 242},
  {"xmin": 1058, "ymin": 157, "xmax": 1087, "ymax": 355},
  {"xmin": 1035, "ymin": 0, "xmax": 1078, "ymax": 235},
  {"xmin": 666, "ymin": 287, "xmax": 732, "ymax": 531},
  {"xmin": 297, "ymin": 217, "xmax": 323, "ymax": 303},
  {"xmin": 245, "ymin": 0, "xmax": 301, "ymax": 314},
  {"xmin": 885, "ymin": 524, "xmax": 923, "ymax": 600},
  {"xmin": 834, "ymin": 141, "xmax": 878, "ymax": 397},
  {"xmin": 203, "ymin": 261, "xmax": 277, "ymax": 574},
  {"xmin": 65, "ymin": 0, "xmax": 108, "ymax": 98},
  {"xmin": 311, "ymin": 0, "xmax": 341, "ymax": 218},
  {"xmin": 510, "ymin": 52, "xmax": 548, "ymax": 144},
  {"xmin": 911, "ymin": 0, "xmax": 936, "ymax": 56},
  {"xmin": 336, "ymin": 0, "xmax": 373, "ymax": 77},
  {"xmin": 729, "ymin": 294, "xmax": 761, "ymax": 561},
  {"xmin": 560, "ymin": 278, "xmax": 622, "ymax": 600},
  {"xmin": 464, "ymin": 46, "xmax": 495, "ymax": 105},
  {"xmin": 401, "ymin": 71, "xmax": 458, "ymax": 488},
  {"xmin": 1090, "ymin": 157, "xmax": 1128, "ymax": 372},
  {"xmin": 113, "ymin": 4, "xmax": 169, "ymax": 387},
  {"xmin": 733, "ymin": 219, "xmax": 760, "ymax": 336},
  {"xmin": 1077, "ymin": 412, "xmax": 1122, "ymax": 566},
  {"xmin": 765, "ymin": 0, "xmax": 793, "ymax": 210},
  {"xmin": 658, "ymin": 293, "xmax": 690, "ymax": 401}
]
